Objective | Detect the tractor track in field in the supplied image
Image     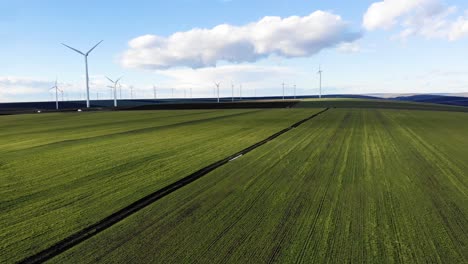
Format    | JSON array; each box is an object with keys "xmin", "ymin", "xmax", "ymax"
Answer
[{"xmin": 18, "ymin": 108, "xmax": 330, "ymax": 264}]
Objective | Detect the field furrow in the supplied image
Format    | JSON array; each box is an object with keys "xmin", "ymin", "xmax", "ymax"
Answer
[
  {"xmin": 0, "ymin": 108, "xmax": 321, "ymax": 263},
  {"xmin": 49, "ymin": 108, "xmax": 468, "ymax": 263}
]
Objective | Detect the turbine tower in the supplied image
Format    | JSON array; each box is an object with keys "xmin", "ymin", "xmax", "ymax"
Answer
[
  {"xmin": 282, "ymin": 82, "xmax": 286, "ymax": 100},
  {"xmin": 153, "ymin": 85, "xmax": 157, "ymax": 99},
  {"xmin": 49, "ymin": 79, "xmax": 62, "ymax": 110},
  {"xmin": 214, "ymin": 83, "xmax": 220, "ymax": 103},
  {"xmin": 231, "ymin": 82, "xmax": 234, "ymax": 102},
  {"xmin": 62, "ymin": 40, "xmax": 103, "ymax": 108},
  {"xmin": 106, "ymin": 76, "xmax": 122, "ymax": 107},
  {"xmin": 294, "ymin": 84, "xmax": 297, "ymax": 99},
  {"xmin": 239, "ymin": 84, "xmax": 242, "ymax": 100},
  {"xmin": 318, "ymin": 65, "xmax": 323, "ymax": 99}
]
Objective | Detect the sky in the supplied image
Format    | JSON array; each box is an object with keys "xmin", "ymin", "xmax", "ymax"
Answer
[{"xmin": 1, "ymin": 0, "xmax": 468, "ymax": 102}]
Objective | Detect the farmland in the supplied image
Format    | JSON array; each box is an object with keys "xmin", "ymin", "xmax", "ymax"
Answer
[
  {"xmin": 1, "ymin": 99, "xmax": 467, "ymax": 263},
  {"xmin": 0, "ymin": 108, "xmax": 319, "ymax": 263}
]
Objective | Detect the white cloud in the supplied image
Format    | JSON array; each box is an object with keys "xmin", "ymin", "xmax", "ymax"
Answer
[
  {"xmin": 0, "ymin": 76, "xmax": 117, "ymax": 102},
  {"xmin": 363, "ymin": 0, "xmax": 437, "ymax": 30},
  {"xmin": 449, "ymin": 15, "xmax": 468, "ymax": 40},
  {"xmin": 336, "ymin": 42, "xmax": 361, "ymax": 53},
  {"xmin": 121, "ymin": 11, "xmax": 361, "ymax": 69},
  {"xmin": 363, "ymin": 0, "xmax": 468, "ymax": 40},
  {"xmin": 153, "ymin": 64, "xmax": 300, "ymax": 97},
  {"xmin": 0, "ymin": 77, "xmax": 51, "ymax": 101}
]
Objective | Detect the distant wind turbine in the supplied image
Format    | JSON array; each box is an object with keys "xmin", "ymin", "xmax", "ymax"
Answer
[
  {"xmin": 153, "ymin": 85, "xmax": 157, "ymax": 99},
  {"xmin": 62, "ymin": 40, "xmax": 103, "ymax": 108},
  {"xmin": 239, "ymin": 84, "xmax": 242, "ymax": 100},
  {"xmin": 214, "ymin": 83, "xmax": 220, "ymax": 103},
  {"xmin": 49, "ymin": 79, "xmax": 62, "ymax": 110},
  {"xmin": 231, "ymin": 82, "xmax": 234, "ymax": 102},
  {"xmin": 294, "ymin": 84, "xmax": 297, "ymax": 99},
  {"xmin": 318, "ymin": 65, "xmax": 323, "ymax": 99},
  {"xmin": 282, "ymin": 82, "xmax": 286, "ymax": 100},
  {"xmin": 106, "ymin": 76, "xmax": 122, "ymax": 107}
]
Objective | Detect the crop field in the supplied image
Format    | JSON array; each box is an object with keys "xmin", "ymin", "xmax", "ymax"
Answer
[
  {"xmin": 1, "ymin": 100, "xmax": 467, "ymax": 263},
  {"xmin": 0, "ymin": 108, "xmax": 320, "ymax": 263}
]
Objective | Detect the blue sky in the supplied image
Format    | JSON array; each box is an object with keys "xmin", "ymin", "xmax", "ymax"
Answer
[{"xmin": 1, "ymin": 0, "xmax": 468, "ymax": 102}]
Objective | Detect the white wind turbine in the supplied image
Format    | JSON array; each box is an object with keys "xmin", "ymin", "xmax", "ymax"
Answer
[
  {"xmin": 49, "ymin": 79, "xmax": 62, "ymax": 110},
  {"xmin": 214, "ymin": 82, "xmax": 220, "ymax": 103},
  {"xmin": 282, "ymin": 82, "xmax": 286, "ymax": 100},
  {"xmin": 62, "ymin": 40, "xmax": 103, "ymax": 108},
  {"xmin": 106, "ymin": 76, "xmax": 122, "ymax": 107},
  {"xmin": 318, "ymin": 65, "xmax": 323, "ymax": 99},
  {"xmin": 239, "ymin": 84, "xmax": 242, "ymax": 100},
  {"xmin": 294, "ymin": 84, "xmax": 297, "ymax": 99},
  {"xmin": 231, "ymin": 82, "xmax": 234, "ymax": 102}
]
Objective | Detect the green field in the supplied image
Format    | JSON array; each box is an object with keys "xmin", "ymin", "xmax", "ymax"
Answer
[
  {"xmin": 0, "ymin": 108, "xmax": 318, "ymax": 263},
  {"xmin": 1, "ymin": 99, "xmax": 467, "ymax": 263}
]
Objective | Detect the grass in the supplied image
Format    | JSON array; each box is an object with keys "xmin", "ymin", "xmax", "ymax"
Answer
[
  {"xmin": 51, "ymin": 108, "xmax": 468, "ymax": 263},
  {"xmin": 0, "ymin": 108, "xmax": 321, "ymax": 263}
]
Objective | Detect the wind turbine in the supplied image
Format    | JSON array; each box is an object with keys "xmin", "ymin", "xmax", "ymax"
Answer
[
  {"xmin": 318, "ymin": 65, "xmax": 323, "ymax": 99},
  {"xmin": 231, "ymin": 82, "xmax": 234, "ymax": 102},
  {"xmin": 294, "ymin": 84, "xmax": 297, "ymax": 99},
  {"xmin": 106, "ymin": 76, "xmax": 121, "ymax": 107},
  {"xmin": 153, "ymin": 85, "xmax": 157, "ymax": 99},
  {"xmin": 282, "ymin": 82, "xmax": 286, "ymax": 100},
  {"xmin": 62, "ymin": 40, "xmax": 103, "ymax": 108},
  {"xmin": 49, "ymin": 79, "xmax": 62, "ymax": 110},
  {"xmin": 214, "ymin": 83, "xmax": 220, "ymax": 103},
  {"xmin": 239, "ymin": 84, "xmax": 242, "ymax": 100},
  {"xmin": 130, "ymin": 86, "xmax": 134, "ymax": 99}
]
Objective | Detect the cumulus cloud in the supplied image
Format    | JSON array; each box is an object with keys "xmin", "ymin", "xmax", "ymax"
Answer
[
  {"xmin": 449, "ymin": 14, "xmax": 468, "ymax": 40},
  {"xmin": 363, "ymin": 0, "xmax": 468, "ymax": 40},
  {"xmin": 121, "ymin": 11, "xmax": 361, "ymax": 69},
  {"xmin": 363, "ymin": 0, "xmax": 437, "ymax": 30}
]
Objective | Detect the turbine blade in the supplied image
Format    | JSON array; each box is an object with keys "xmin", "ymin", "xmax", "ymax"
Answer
[
  {"xmin": 105, "ymin": 76, "xmax": 114, "ymax": 83},
  {"xmin": 62, "ymin": 43, "xmax": 85, "ymax": 55},
  {"xmin": 86, "ymin": 40, "xmax": 103, "ymax": 55}
]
